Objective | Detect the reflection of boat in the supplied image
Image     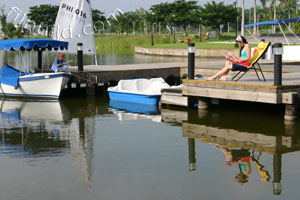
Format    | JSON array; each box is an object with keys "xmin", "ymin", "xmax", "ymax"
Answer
[
  {"xmin": 0, "ymin": 97, "xmax": 95, "ymax": 188},
  {"xmin": 0, "ymin": 99, "xmax": 70, "ymax": 123},
  {"xmin": 0, "ymin": 39, "xmax": 71, "ymax": 99},
  {"xmin": 109, "ymin": 100, "xmax": 161, "ymax": 122},
  {"xmin": 109, "ymin": 100, "xmax": 158, "ymax": 115},
  {"xmin": 107, "ymin": 78, "xmax": 170, "ymax": 105}
]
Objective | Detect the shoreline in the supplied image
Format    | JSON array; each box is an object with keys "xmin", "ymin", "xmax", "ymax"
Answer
[{"xmin": 135, "ymin": 46, "xmax": 240, "ymax": 58}]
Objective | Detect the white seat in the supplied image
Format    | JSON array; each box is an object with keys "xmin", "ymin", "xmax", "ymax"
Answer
[
  {"xmin": 136, "ymin": 79, "xmax": 150, "ymax": 91},
  {"xmin": 119, "ymin": 80, "xmax": 137, "ymax": 92}
]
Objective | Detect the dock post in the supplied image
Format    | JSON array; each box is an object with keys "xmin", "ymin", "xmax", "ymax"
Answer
[
  {"xmin": 188, "ymin": 138, "xmax": 196, "ymax": 171},
  {"xmin": 86, "ymin": 76, "xmax": 96, "ymax": 96},
  {"xmin": 188, "ymin": 43, "xmax": 195, "ymax": 79},
  {"xmin": 284, "ymin": 120, "xmax": 296, "ymax": 136},
  {"xmin": 273, "ymin": 154, "xmax": 282, "ymax": 195},
  {"xmin": 273, "ymin": 43, "xmax": 283, "ymax": 86},
  {"xmin": 284, "ymin": 93, "xmax": 298, "ymax": 121},
  {"xmin": 38, "ymin": 49, "xmax": 42, "ymax": 70},
  {"xmin": 273, "ymin": 136, "xmax": 282, "ymax": 195},
  {"xmin": 77, "ymin": 43, "xmax": 84, "ymax": 72}
]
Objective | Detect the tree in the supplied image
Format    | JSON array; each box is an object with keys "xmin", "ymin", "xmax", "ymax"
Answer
[
  {"xmin": 126, "ymin": 11, "xmax": 142, "ymax": 35},
  {"xmin": 5, "ymin": 22, "xmax": 16, "ymax": 38},
  {"xmin": 150, "ymin": 0, "xmax": 201, "ymax": 36},
  {"xmin": 0, "ymin": 6, "xmax": 7, "ymax": 34},
  {"xmin": 170, "ymin": 0, "xmax": 200, "ymax": 36},
  {"xmin": 150, "ymin": 2, "xmax": 174, "ymax": 34},
  {"xmin": 200, "ymin": 1, "xmax": 235, "ymax": 40},
  {"xmin": 92, "ymin": 9, "xmax": 106, "ymax": 33},
  {"xmin": 241, "ymin": 0, "xmax": 245, "ymax": 36},
  {"xmin": 27, "ymin": 4, "xmax": 59, "ymax": 37},
  {"xmin": 254, "ymin": 0, "xmax": 257, "ymax": 34},
  {"xmin": 268, "ymin": 0, "xmax": 277, "ymax": 32},
  {"xmin": 260, "ymin": 0, "xmax": 268, "ymax": 7}
]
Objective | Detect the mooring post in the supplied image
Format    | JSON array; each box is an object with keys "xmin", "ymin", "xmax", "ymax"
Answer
[
  {"xmin": 284, "ymin": 93, "xmax": 298, "ymax": 121},
  {"xmin": 86, "ymin": 76, "xmax": 96, "ymax": 96},
  {"xmin": 77, "ymin": 43, "xmax": 84, "ymax": 72},
  {"xmin": 187, "ymin": 43, "xmax": 196, "ymax": 108},
  {"xmin": 273, "ymin": 136, "xmax": 282, "ymax": 195},
  {"xmin": 188, "ymin": 138, "xmax": 196, "ymax": 171},
  {"xmin": 273, "ymin": 153, "xmax": 282, "ymax": 195},
  {"xmin": 188, "ymin": 43, "xmax": 195, "ymax": 80},
  {"xmin": 273, "ymin": 43, "xmax": 283, "ymax": 86},
  {"xmin": 38, "ymin": 49, "xmax": 42, "ymax": 70},
  {"xmin": 284, "ymin": 120, "xmax": 296, "ymax": 136}
]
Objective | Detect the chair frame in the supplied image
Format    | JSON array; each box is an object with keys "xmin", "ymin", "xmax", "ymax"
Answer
[{"xmin": 232, "ymin": 42, "xmax": 271, "ymax": 82}]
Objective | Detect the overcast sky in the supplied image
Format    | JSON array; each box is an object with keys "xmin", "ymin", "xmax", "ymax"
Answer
[{"xmin": 1, "ymin": 0, "xmax": 264, "ymax": 15}]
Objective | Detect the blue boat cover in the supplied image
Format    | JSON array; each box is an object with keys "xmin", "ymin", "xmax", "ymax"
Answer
[
  {"xmin": 245, "ymin": 16, "xmax": 300, "ymax": 28},
  {"xmin": 0, "ymin": 65, "xmax": 27, "ymax": 88},
  {"xmin": 0, "ymin": 39, "xmax": 68, "ymax": 51}
]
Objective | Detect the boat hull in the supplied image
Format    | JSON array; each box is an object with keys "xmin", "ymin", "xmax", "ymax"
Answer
[
  {"xmin": 0, "ymin": 73, "xmax": 70, "ymax": 99},
  {"xmin": 108, "ymin": 91, "xmax": 161, "ymax": 105}
]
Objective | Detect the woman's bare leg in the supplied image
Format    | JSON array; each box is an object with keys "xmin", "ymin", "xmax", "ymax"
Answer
[{"xmin": 206, "ymin": 62, "xmax": 233, "ymax": 81}]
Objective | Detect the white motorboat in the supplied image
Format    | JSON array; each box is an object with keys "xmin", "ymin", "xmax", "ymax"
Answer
[{"xmin": 0, "ymin": 39, "xmax": 71, "ymax": 99}]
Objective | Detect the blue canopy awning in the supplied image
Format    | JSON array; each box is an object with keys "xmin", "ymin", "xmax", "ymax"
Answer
[
  {"xmin": 0, "ymin": 39, "xmax": 69, "ymax": 51},
  {"xmin": 245, "ymin": 16, "xmax": 300, "ymax": 28}
]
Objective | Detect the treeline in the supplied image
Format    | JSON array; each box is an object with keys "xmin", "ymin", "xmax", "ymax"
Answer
[{"xmin": 0, "ymin": 0, "xmax": 300, "ymax": 39}]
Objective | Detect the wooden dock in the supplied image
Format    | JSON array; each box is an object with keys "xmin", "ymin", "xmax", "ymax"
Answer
[
  {"xmin": 161, "ymin": 70, "xmax": 300, "ymax": 120},
  {"xmin": 64, "ymin": 63, "xmax": 183, "ymax": 84}
]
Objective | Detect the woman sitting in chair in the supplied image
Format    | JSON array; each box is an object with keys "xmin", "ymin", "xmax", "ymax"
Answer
[{"xmin": 206, "ymin": 36, "xmax": 251, "ymax": 81}]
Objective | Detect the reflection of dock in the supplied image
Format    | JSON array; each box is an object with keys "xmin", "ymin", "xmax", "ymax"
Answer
[
  {"xmin": 161, "ymin": 108, "xmax": 187, "ymax": 125},
  {"xmin": 183, "ymin": 122, "xmax": 300, "ymax": 154},
  {"xmin": 170, "ymin": 106, "xmax": 300, "ymax": 196}
]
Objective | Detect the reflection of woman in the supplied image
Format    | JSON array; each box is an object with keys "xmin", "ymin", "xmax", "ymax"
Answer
[
  {"xmin": 206, "ymin": 36, "xmax": 251, "ymax": 81},
  {"xmin": 215, "ymin": 145, "xmax": 251, "ymax": 184}
]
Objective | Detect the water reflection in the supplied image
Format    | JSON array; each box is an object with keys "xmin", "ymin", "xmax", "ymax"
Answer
[
  {"xmin": 1, "ymin": 50, "xmax": 223, "ymax": 69},
  {"xmin": 109, "ymin": 100, "xmax": 161, "ymax": 122},
  {"xmin": 176, "ymin": 108, "xmax": 300, "ymax": 196},
  {"xmin": 0, "ymin": 97, "xmax": 110, "ymax": 189},
  {"xmin": 109, "ymin": 101, "xmax": 299, "ymax": 196},
  {"xmin": 1, "ymin": 95, "xmax": 300, "ymax": 199}
]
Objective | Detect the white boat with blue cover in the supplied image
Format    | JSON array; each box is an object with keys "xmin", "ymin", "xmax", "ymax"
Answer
[
  {"xmin": 0, "ymin": 39, "xmax": 71, "ymax": 99},
  {"xmin": 107, "ymin": 78, "xmax": 171, "ymax": 105}
]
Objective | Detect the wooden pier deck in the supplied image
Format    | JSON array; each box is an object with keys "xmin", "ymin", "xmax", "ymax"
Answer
[
  {"xmin": 162, "ymin": 68, "xmax": 300, "ymax": 119},
  {"xmin": 64, "ymin": 63, "xmax": 183, "ymax": 84}
]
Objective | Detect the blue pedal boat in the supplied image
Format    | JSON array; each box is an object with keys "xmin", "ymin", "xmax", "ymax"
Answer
[{"xmin": 107, "ymin": 78, "xmax": 171, "ymax": 105}]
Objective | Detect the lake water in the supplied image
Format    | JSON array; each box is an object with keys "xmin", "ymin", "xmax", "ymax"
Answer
[
  {"xmin": 0, "ymin": 50, "xmax": 221, "ymax": 70},
  {"xmin": 0, "ymin": 96, "xmax": 300, "ymax": 200}
]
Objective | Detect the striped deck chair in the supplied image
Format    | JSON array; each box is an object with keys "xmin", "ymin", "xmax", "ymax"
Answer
[{"xmin": 232, "ymin": 41, "xmax": 271, "ymax": 82}]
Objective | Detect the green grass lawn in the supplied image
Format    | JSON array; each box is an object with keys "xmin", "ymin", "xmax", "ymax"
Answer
[{"xmin": 95, "ymin": 33, "xmax": 259, "ymax": 50}]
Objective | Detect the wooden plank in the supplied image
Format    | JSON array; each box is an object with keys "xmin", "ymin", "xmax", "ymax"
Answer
[
  {"xmin": 282, "ymin": 92, "xmax": 298, "ymax": 104},
  {"xmin": 71, "ymin": 68, "xmax": 180, "ymax": 83},
  {"xmin": 160, "ymin": 94, "xmax": 188, "ymax": 107},
  {"xmin": 183, "ymin": 79, "xmax": 279, "ymax": 89},
  {"xmin": 183, "ymin": 80, "xmax": 278, "ymax": 93},
  {"xmin": 182, "ymin": 85, "xmax": 280, "ymax": 104}
]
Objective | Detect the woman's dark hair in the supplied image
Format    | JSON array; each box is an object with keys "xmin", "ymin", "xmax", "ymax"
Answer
[{"xmin": 239, "ymin": 36, "xmax": 248, "ymax": 57}]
